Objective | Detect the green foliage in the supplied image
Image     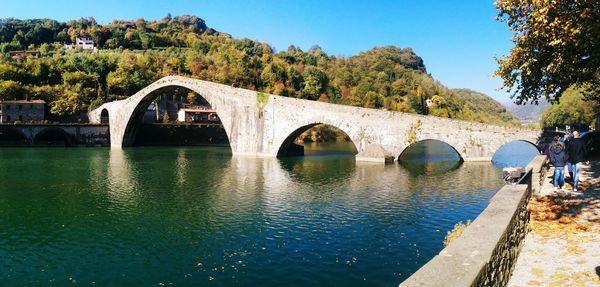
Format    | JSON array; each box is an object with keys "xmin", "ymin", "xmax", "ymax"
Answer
[
  {"xmin": 444, "ymin": 220, "xmax": 471, "ymax": 247},
  {"xmin": 256, "ymin": 92, "xmax": 269, "ymax": 118},
  {"xmin": 301, "ymin": 66, "xmax": 327, "ymax": 100},
  {"xmin": 256, "ymin": 92, "xmax": 269, "ymax": 109},
  {"xmin": 88, "ymin": 97, "xmax": 104, "ymax": 111},
  {"xmin": 540, "ymin": 88, "xmax": 596, "ymax": 128},
  {"xmin": 495, "ymin": 0, "xmax": 600, "ymax": 103},
  {"xmin": 162, "ymin": 111, "xmax": 171, "ymax": 123},
  {"xmin": 428, "ymin": 95, "xmax": 450, "ymax": 118},
  {"xmin": 298, "ymin": 124, "xmax": 349, "ymax": 142},
  {"xmin": 0, "ymin": 15, "xmax": 522, "ymax": 125},
  {"xmin": 407, "ymin": 120, "xmax": 422, "ymax": 145},
  {"xmin": 450, "ymin": 89, "xmax": 521, "ymax": 126},
  {"xmin": 0, "ymin": 80, "xmax": 28, "ymax": 100}
]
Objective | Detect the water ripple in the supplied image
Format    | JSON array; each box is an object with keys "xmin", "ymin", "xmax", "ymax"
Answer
[{"xmin": 0, "ymin": 144, "xmax": 537, "ymax": 286}]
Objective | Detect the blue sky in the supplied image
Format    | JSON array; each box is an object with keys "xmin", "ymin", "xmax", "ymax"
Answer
[{"xmin": 0, "ymin": 0, "xmax": 515, "ymax": 102}]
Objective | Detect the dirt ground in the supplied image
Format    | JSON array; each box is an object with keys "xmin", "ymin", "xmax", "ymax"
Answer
[{"xmin": 507, "ymin": 160, "xmax": 600, "ymax": 287}]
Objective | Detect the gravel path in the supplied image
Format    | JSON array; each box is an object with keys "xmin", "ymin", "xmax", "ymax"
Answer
[{"xmin": 507, "ymin": 160, "xmax": 600, "ymax": 287}]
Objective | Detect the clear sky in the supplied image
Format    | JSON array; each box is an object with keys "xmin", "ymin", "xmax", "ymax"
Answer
[{"xmin": 0, "ymin": 0, "xmax": 515, "ymax": 102}]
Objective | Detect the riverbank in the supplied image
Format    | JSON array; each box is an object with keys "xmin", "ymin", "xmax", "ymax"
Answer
[{"xmin": 507, "ymin": 159, "xmax": 600, "ymax": 286}]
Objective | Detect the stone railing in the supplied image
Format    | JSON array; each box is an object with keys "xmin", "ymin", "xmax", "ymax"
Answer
[
  {"xmin": 525, "ymin": 155, "xmax": 548, "ymax": 195},
  {"xmin": 399, "ymin": 155, "xmax": 547, "ymax": 287}
]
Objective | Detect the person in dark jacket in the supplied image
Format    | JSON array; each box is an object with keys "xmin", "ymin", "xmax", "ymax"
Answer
[
  {"xmin": 549, "ymin": 138, "xmax": 568, "ymax": 192},
  {"xmin": 566, "ymin": 131, "xmax": 588, "ymax": 192},
  {"xmin": 563, "ymin": 131, "xmax": 574, "ymax": 180}
]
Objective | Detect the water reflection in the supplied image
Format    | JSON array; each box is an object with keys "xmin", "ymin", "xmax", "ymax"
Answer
[
  {"xmin": 175, "ymin": 148, "xmax": 190, "ymax": 186},
  {"xmin": 400, "ymin": 159, "xmax": 462, "ymax": 175},
  {"xmin": 107, "ymin": 148, "xmax": 138, "ymax": 202},
  {"xmin": 0, "ymin": 143, "xmax": 536, "ymax": 287},
  {"xmin": 492, "ymin": 140, "xmax": 539, "ymax": 168},
  {"xmin": 399, "ymin": 140, "xmax": 463, "ymax": 175},
  {"xmin": 279, "ymin": 156, "xmax": 356, "ymax": 184}
]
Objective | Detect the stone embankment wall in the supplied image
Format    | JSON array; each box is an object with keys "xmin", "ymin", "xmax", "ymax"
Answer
[{"xmin": 399, "ymin": 155, "xmax": 547, "ymax": 287}]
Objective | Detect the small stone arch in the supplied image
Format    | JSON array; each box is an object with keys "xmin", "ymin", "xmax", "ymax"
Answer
[
  {"xmin": 491, "ymin": 139, "xmax": 540, "ymax": 161},
  {"xmin": 33, "ymin": 127, "xmax": 73, "ymax": 147},
  {"xmin": 276, "ymin": 122, "xmax": 358, "ymax": 157},
  {"xmin": 0, "ymin": 127, "xmax": 31, "ymax": 146},
  {"xmin": 100, "ymin": 109, "xmax": 109, "ymax": 124},
  {"xmin": 397, "ymin": 139, "xmax": 464, "ymax": 162}
]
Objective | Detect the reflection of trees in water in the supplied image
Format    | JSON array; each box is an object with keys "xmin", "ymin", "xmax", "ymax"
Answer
[
  {"xmin": 399, "ymin": 139, "xmax": 463, "ymax": 175},
  {"xmin": 403, "ymin": 162, "xmax": 503, "ymax": 200},
  {"xmin": 279, "ymin": 156, "xmax": 356, "ymax": 185},
  {"xmin": 303, "ymin": 142, "xmax": 358, "ymax": 156},
  {"xmin": 100, "ymin": 147, "xmax": 503, "ymax": 230},
  {"xmin": 400, "ymin": 159, "xmax": 462, "ymax": 175}
]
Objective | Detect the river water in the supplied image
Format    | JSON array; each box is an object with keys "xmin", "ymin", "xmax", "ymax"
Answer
[{"xmin": 0, "ymin": 141, "xmax": 537, "ymax": 286}]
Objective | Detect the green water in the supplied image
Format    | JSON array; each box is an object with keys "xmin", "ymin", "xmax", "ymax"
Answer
[{"xmin": 0, "ymin": 141, "xmax": 538, "ymax": 286}]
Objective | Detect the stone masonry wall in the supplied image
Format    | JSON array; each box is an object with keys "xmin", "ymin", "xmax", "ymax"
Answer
[{"xmin": 399, "ymin": 155, "xmax": 547, "ymax": 287}]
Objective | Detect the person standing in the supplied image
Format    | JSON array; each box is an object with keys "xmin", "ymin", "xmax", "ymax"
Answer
[
  {"xmin": 566, "ymin": 131, "xmax": 588, "ymax": 192},
  {"xmin": 563, "ymin": 131, "xmax": 574, "ymax": 180},
  {"xmin": 549, "ymin": 136, "xmax": 568, "ymax": 192}
]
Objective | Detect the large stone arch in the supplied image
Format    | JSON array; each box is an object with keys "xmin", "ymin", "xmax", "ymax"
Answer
[
  {"xmin": 120, "ymin": 85, "xmax": 230, "ymax": 147},
  {"xmin": 93, "ymin": 77, "xmax": 255, "ymax": 149},
  {"xmin": 276, "ymin": 122, "xmax": 359, "ymax": 157}
]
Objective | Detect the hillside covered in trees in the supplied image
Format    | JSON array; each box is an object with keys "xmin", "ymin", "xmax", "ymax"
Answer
[{"xmin": 0, "ymin": 15, "xmax": 520, "ymax": 126}]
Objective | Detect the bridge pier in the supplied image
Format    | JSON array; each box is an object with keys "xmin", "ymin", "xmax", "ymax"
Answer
[{"xmin": 355, "ymin": 144, "xmax": 395, "ymax": 163}]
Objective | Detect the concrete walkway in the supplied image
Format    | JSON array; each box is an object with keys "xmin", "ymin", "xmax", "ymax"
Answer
[{"xmin": 508, "ymin": 159, "xmax": 600, "ymax": 286}]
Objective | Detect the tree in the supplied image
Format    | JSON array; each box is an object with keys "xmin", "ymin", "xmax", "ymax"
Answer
[
  {"xmin": 0, "ymin": 15, "xmax": 522, "ymax": 125},
  {"xmin": 162, "ymin": 111, "xmax": 171, "ymax": 123},
  {"xmin": 495, "ymin": 0, "xmax": 600, "ymax": 104},
  {"xmin": 540, "ymin": 87, "xmax": 596, "ymax": 128},
  {"xmin": 0, "ymin": 80, "xmax": 28, "ymax": 100},
  {"xmin": 301, "ymin": 66, "xmax": 328, "ymax": 100},
  {"xmin": 429, "ymin": 95, "xmax": 450, "ymax": 118}
]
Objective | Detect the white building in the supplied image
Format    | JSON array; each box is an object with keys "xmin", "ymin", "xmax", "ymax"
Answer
[
  {"xmin": 76, "ymin": 37, "xmax": 95, "ymax": 50},
  {"xmin": 177, "ymin": 108, "xmax": 220, "ymax": 123},
  {"xmin": 65, "ymin": 37, "xmax": 97, "ymax": 51}
]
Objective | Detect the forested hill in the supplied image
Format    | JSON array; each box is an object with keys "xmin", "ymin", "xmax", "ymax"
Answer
[{"xmin": 0, "ymin": 15, "xmax": 520, "ymax": 126}]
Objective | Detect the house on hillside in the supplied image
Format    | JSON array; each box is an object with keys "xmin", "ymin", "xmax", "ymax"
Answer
[
  {"xmin": 8, "ymin": 50, "xmax": 40, "ymax": 60},
  {"xmin": 65, "ymin": 37, "xmax": 97, "ymax": 52},
  {"xmin": 0, "ymin": 100, "xmax": 46, "ymax": 123}
]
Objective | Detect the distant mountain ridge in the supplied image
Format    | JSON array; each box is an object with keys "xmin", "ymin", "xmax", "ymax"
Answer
[{"xmin": 504, "ymin": 99, "xmax": 551, "ymax": 124}]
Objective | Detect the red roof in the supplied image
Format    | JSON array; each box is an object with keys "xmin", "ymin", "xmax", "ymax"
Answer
[{"xmin": 0, "ymin": 100, "xmax": 46, "ymax": 104}]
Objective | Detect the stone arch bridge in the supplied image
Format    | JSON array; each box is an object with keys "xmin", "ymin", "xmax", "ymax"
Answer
[
  {"xmin": 89, "ymin": 76, "xmax": 539, "ymax": 162},
  {"xmin": 0, "ymin": 124, "xmax": 109, "ymax": 147}
]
